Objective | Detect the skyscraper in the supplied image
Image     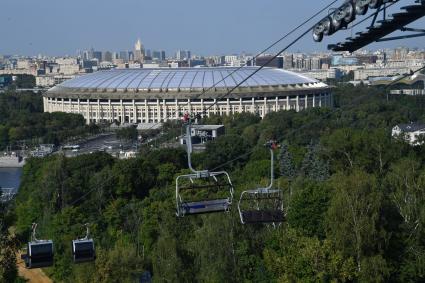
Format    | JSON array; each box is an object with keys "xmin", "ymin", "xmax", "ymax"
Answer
[{"xmin": 134, "ymin": 39, "xmax": 145, "ymax": 63}]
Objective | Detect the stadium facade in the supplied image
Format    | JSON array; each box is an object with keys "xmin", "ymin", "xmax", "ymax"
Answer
[{"xmin": 43, "ymin": 67, "xmax": 332, "ymax": 124}]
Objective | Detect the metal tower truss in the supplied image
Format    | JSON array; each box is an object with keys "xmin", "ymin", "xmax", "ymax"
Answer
[{"xmin": 328, "ymin": 0, "xmax": 425, "ymax": 52}]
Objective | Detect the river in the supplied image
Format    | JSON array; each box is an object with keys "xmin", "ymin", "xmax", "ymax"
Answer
[{"xmin": 0, "ymin": 167, "xmax": 22, "ymax": 189}]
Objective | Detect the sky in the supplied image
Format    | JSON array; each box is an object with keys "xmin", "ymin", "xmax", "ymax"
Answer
[{"xmin": 1, "ymin": 0, "xmax": 424, "ymax": 56}]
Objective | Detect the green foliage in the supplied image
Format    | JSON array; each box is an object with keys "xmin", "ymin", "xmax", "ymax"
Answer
[
  {"xmin": 0, "ymin": 91, "xmax": 97, "ymax": 149},
  {"xmin": 8, "ymin": 84, "xmax": 425, "ymax": 282},
  {"xmin": 278, "ymin": 142, "xmax": 295, "ymax": 180}
]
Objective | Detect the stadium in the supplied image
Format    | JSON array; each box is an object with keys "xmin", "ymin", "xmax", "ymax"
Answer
[{"xmin": 43, "ymin": 67, "xmax": 332, "ymax": 124}]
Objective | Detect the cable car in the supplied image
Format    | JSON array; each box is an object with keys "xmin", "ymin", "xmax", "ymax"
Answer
[
  {"xmin": 22, "ymin": 223, "xmax": 54, "ymax": 269},
  {"xmin": 72, "ymin": 224, "xmax": 95, "ymax": 263},
  {"xmin": 238, "ymin": 141, "xmax": 284, "ymax": 225},
  {"xmin": 176, "ymin": 120, "xmax": 234, "ymax": 217}
]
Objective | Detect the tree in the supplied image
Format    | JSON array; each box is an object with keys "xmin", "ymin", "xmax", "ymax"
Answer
[
  {"xmin": 278, "ymin": 142, "xmax": 295, "ymax": 180},
  {"xmin": 326, "ymin": 170, "xmax": 386, "ymax": 278},
  {"xmin": 300, "ymin": 142, "xmax": 329, "ymax": 181},
  {"xmin": 287, "ymin": 179, "xmax": 330, "ymax": 238}
]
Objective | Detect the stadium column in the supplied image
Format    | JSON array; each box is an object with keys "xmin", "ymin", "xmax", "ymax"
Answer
[
  {"xmin": 97, "ymin": 99, "xmax": 100, "ymax": 123},
  {"xmin": 188, "ymin": 99, "xmax": 192, "ymax": 115},
  {"xmin": 162, "ymin": 99, "xmax": 166, "ymax": 122},
  {"xmin": 214, "ymin": 99, "xmax": 218, "ymax": 115},
  {"xmin": 286, "ymin": 96, "xmax": 290, "ymax": 110},
  {"xmin": 120, "ymin": 100, "xmax": 124, "ymax": 123},
  {"xmin": 275, "ymin": 97, "xmax": 279, "ymax": 112},
  {"xmin": 226, "ymin": 98, "xmax": 230, "ymax": 115},
  {"xmin": 156, "ymin": 99, "xmax": 160, "ymax": 123},
  {"xmin": 86, "ymin": 100, "xmax": 90, "ymax": 125},
  {"xmin": 239, "ymin": 98, "xmax": 243, "ymax": 113},
  {"xmin": 319, "ymin": 93, "xmax": 322, "ymax": 107},
  {"xmin": 313, "ymin": 94, "xmax": 316, "ymax": 107},
  {"xmin": 145, "ymin": 99, "xmax": 149, "ymax": 123},
  {"xmin": 133, "ymin": 100, "xmax": 137, "ymax": 124},
  {"xmin": 77, "ymin": 98, "xmax": 81, "ymax": 116},
  {"xmin": 201, "ymin": 99, "xmax": 205, "ymax": 117},
  {"xmin": 251, "ymin": 97, "xmax": 255, "ymax": 113},
  {"xmin": 305, "ymin": 95, "xmax": 308, "ymax": 110},
  {"xmin": 263, "ymin": 97, "xmax": 267, "ymax": 118},
  {"xmin": 175, "ymin": 99, "xmax": 179, "ymax": 119},
  {"xmin": 62, "ymin": 98, "xmax": 65, "ymax": 112},
  {"xmin": 296, "ymin": 96, "xmax": 300, "ymax": 112},
  {"xmin": 108, "ymin": 99, "xmax": 112, "ymax": 123}
]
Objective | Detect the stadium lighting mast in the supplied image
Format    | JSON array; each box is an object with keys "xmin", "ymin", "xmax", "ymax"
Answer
[{"xmin": 312, "ymin": 0, "xmax": 425, "ymax": 53}]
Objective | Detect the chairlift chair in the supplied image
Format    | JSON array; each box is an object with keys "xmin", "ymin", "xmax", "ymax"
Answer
[
  {"xmin": 176, "ymin": 119, "xmax": 234, "ymax": 217},
  {"xmin": 238, "ymin": 141, "xmax": 285, "ymax": 224},
  {"xmin": 22, "ymin": 223, "xmax": 54, "ymax": 269},
  {"xmin": 72, "ymin": 224, "xmax": 95, "ymax": 263}
]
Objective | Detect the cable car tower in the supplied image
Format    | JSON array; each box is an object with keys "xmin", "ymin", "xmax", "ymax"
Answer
[
  {"xmin": 175, "ymin": 115, "xmax": 234, "ymax": 217},
  {"xmin": 238, "ymin": 141, "xmax": 285, "ymax": 225},
  {"xmin": 22, "ymin": 223, "xmax": 54, "ymax": 269}
]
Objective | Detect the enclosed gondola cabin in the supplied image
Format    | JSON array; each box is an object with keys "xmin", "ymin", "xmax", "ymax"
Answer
[
  {"xmin": 72, "ymin": 239, "xmax": 95, "ymax": 263},
  {"xmin": 25, "ymin": 240, "xmax": 54, "ymax": 269}
]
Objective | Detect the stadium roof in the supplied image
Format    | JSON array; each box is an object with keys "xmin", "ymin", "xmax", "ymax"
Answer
[{"xmin": 54, "ymin": 67, "xmax": 322, "ymax": 92}]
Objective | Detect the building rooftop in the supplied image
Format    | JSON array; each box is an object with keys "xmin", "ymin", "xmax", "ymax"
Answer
[
  {"xmin": 396, "ymin": 122, "xmax": 425, "ymax": 132},
  {"xmin": 52, "ymin": 67, "xmax": 322, "ymax": 93}
]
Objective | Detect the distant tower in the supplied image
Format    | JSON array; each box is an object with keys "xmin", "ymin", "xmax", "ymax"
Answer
[{"xmin": 134, "ymin": 39, "xmax": 145, "ymax": 63}]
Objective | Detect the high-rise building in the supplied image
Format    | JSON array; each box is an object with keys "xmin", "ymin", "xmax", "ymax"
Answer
[
  {"xmin": 103, "ymin": 51, "xmax": 113, "ymax": 62},
  {"xmin": 284, "ymin": 55, "xmax": 294, "ymax": 69},
  {"xmin": 146, "ymin": 49, "xmax": 152, "ymax": 58},
  {"xmin": 119, "ymin": 51, "xmax": 129, "ymax": 62},
  {"xmin": 152, "ymin": 50, "xmax": 161, "ymax": 60},
  {"xmin": 160, "ymin": 50, "xmax": 166, "ymax": 61},
  {"xmin": 176, "ymin": 50, "xmax": 191, "ymax": 60},
  {"xmin": 93, "ymin": 51, "xmax": 102, "ymax": 62},
  {"xmin": 134, "ymin": 39, "xmax": 145, "ymax": 63}
]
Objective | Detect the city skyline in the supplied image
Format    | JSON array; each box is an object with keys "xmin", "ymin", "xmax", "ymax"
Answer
[{"xmin": 1, "ymin": 0, "xmax": 425, "ymax": 56}]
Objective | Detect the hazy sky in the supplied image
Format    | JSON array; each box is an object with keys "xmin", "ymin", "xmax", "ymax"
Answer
[{"xmin": 1, "ymin": 0, "xmax": 424, "ymax": 56}]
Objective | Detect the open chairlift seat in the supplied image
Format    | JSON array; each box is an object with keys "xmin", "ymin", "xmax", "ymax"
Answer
[
  {"xmin": 176, "ymin": 169, "xmax": 234, "ymax": 217},
  {"xmin": 176, "ymin": 120, "xmax": 234, "ymax": 217},
  {"xmin": 238, "ymin": 142, "xmax": 285, "ymax": 225},
  {"xmin": 239, "ymin": 189, "xmax": 284, "ymax": 224}
]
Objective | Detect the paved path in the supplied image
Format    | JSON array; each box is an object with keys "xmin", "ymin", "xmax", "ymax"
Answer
[{"xmin": 17, "ymin": 253, "xmax": 53, "ymax": 283}]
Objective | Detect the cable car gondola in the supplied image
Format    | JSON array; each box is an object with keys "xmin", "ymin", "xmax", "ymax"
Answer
[
  {"xmin": 22, "ymin": 223, "xmax": 54, "ymax": 269},
  {"xmin": 175, "ymin": 119, "xmax": 234, "ymax": 217},
  {"xmin": 72, "ymin": 224, "xmax": 95, "ymax": 263},
  {"xmin": 238, "ymin": 141, "xmax": 285, "ymax": 225}
]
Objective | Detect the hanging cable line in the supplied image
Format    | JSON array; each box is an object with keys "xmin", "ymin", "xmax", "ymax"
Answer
[
  {"xmin": 210, "ymin": 65, "xmax": 425, "ymax": 172},
  {"xmin": 140, "ymin": 0, "xmax": 340, "ymax": 135}
]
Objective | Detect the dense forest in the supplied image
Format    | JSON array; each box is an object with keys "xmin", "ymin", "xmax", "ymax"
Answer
[
  {"xmin": 2, "ymin": 84, "xmax": 425, "ymax": 282},
  {"xmin": 0, "ymin": 90, "xmax": 98, "ymax": 151}
]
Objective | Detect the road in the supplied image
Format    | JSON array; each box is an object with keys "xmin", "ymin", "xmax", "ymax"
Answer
[{"xmin": 17, "ymin": 253, "xmax": 53, "ymax": 283}]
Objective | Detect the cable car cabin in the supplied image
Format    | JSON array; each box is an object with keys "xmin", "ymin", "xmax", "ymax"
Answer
[
  {"xmin": 72, "ymin": 239, "xmax": 95, "ymax": 263},
  {"xmin": 176, "ymin": 170, "xmax": 234, "ymax": 217},
  {"xmin": 24, "ymin": 240, "xmax": 54, "ymax": 269},
  {"xmin": 238, "ymin": 189, "xmax": 284, "ymax": 224}
]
